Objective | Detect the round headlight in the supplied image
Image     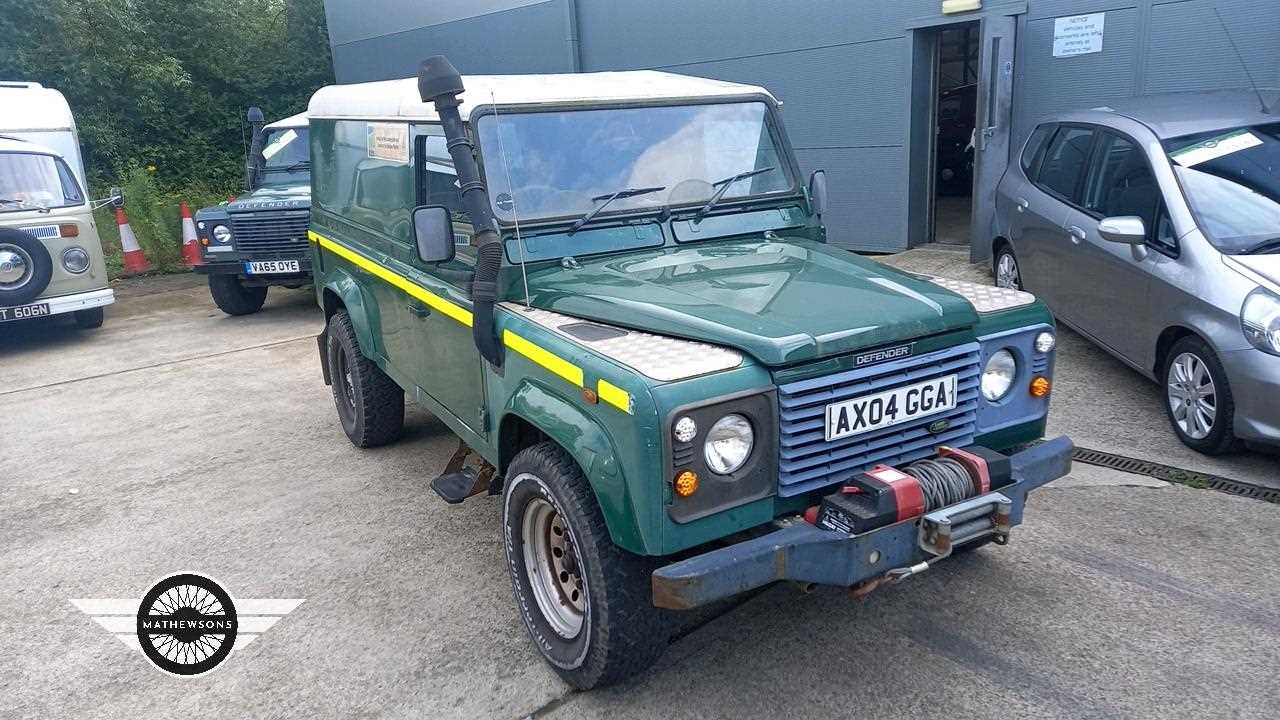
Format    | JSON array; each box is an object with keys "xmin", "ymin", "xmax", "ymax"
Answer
[
  {"xmin": 981, "ymin": 349, "xmax": 1017, "ymax": 401},
  {"xmin": 704, "ymin": 414, "xmax": 753, "ymax": 475},
  {"xmin": 673, "ymin": 416, "xmax": 697, "ymax": 443},
  {"xmin": 212, "ymin": 224, "xmax": 233, "ymax": 244},
  {"xmin": 61, "ymin": 246, "xmax": 91, "ymax": 274},
  {"xmin": 1034, "ymin": 331, "xmax": 1056, "ymax": 354},
  {"xmin": 1242, "ymin": 288, "xmax": 1280, "ymax": 357}
]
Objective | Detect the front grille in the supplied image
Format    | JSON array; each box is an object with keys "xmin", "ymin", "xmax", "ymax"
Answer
[
  {"xmin": 776, "ymin": 342, "xmax": 982, "ymax": 497},
  {"xmin": 229, "ymin": 210, "xmax": 310, "ymax": 257}
]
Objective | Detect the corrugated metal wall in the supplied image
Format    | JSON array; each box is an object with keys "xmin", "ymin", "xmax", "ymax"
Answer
[{"xmin": 323, "ymin": 0, "xmax": 1280, "ymax": 253}]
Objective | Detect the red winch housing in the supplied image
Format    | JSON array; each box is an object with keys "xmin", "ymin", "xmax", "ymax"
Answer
[{"xmin": 808, "ymin": 445, "xmax": 1012, "ymax": 535}]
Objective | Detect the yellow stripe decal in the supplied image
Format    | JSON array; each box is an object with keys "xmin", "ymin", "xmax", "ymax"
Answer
[
  {"xmin": 311, "ymin": 231, "xmax": 473, "ymax": 327},
  {"xmin": 596, "ymin": 379, "xmax": 632, "ymax": 414},
  {"xmin": 503, "ymin": 329, "xmax": 585, "ymax": 387},
  {"xmin": 313, "ymin": 230, "xmax": 631, "ymax": 414}
]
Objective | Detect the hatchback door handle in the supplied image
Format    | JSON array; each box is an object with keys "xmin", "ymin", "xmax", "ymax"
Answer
[
  {"xmin": 407, "ymin": 303, "xmax": 430, "ymax": 318},
  {"xmin": 1015, "ymin": 196, "xmax": 1029, "ymax": 212},
  {"xmin": 1066, "ymin": 225, "xmax": 1087, "ymax": 243}
]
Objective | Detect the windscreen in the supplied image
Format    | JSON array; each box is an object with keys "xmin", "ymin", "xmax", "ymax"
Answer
[
  {"xmin": 1165, "ymin": 122, "xmax": 1280, "ymax": 254},
  {"xmin": 0, "ymin": 152, "xmax": 84, "ymax": 213},
  {"xmin": 475, "ymin": 102, "xmax": 793, "ymax": 223},
  {"xmin": 260, "ymin": 127, "xmax": 311, "ymax": 175}
]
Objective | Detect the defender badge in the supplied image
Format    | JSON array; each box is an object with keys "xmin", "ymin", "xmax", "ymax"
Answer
[{"xmin": 853, "ymin": 342, "xmax": 915, "ymax": 368}]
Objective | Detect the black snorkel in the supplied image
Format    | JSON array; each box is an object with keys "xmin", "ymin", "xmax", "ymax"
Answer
[
  {"xmin": 417, "ymin": 55, "xmax": 504, "ymax": 368},
  {"xmin": 245, "ymin": 106, "xmax": 266, "ymax": 191}
]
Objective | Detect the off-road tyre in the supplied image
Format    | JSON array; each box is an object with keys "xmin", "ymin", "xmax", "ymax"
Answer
[
  {"xmin": 325, "ymin": 310, "xmax": 404, "ymax": 447},
  {"xmin": 503, "ymin": 442, "xmax": 669, "ymax": 689},
  {"xmin": 73, "ymin": 307, "xmax": 105, "ymax": 329},
  {"xmin": 208, "ymin": 275, "xmax": 267, "ymax": 316},
  {"xmin": 1161, "ymin": 335, "xmax": 1238, "ymax": 455},
  {"xmin": 0, "ymin": 228, "xmax": 53, "ymax": 306}
]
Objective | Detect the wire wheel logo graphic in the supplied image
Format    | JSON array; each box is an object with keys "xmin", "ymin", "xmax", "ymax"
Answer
[{"xmin": 136, "ymin": 573, "xmax": 238, "ymax": 676}]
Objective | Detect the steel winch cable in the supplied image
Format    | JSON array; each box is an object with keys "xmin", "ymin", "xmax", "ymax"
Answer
[{"xmin": 905, "ymin": 457, "xmax": 976, "ymax": 511}]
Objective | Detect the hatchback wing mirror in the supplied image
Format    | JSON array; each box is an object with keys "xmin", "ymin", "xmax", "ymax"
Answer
[
  {"xmin": 808, "ymin": 169, "xmax": 828, "ymax": 219},
  {"xmin": 1097, "ymin": 216, "xmax": 1146, "ymax": 245},
  {"xmin": 413, "ymin": 205, "xmax": 457, "ymax": 263}
]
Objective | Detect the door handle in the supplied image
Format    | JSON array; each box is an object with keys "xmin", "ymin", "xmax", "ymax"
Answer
[
  {"xmin": 407, "ymin": 303, "xmax": 430, "ymax": 318},
  {"xmin": 1066, "ymin": 225, "xmax": 1087, "ymax": 243},
  {"xmin": 1014, "ymin": 196, "xmax": 1029, "ymax": 213}
]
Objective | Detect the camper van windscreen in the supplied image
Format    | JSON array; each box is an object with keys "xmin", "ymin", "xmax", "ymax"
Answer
[{"xmin": 0, "ymin": 151, "xmax": 84, "ymax": 213}]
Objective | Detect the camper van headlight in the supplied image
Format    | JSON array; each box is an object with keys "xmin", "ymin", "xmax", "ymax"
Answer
[
  {"xmin": 212, "ymin": 225, "xmax": 233, "ymax": 244},
  {"xmin": 61, "ymin": 246, "xmax": 91, "ymax": 274}
]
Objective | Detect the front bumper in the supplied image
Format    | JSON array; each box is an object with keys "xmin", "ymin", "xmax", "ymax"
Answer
[
  {"xmin": 651, "ymin": 437, "xmax": 1073, "ymax": 610},
  {"xmin": 1220, "ymin": 348, "xmax": 1280, "ymax": 445},
  {"xmin": 195, "ymin": 257, "xmax": 312, "ymax": 282},
  {"xmin": 1, "ymin": 288, "xmax": 115, "ymax": 319}
]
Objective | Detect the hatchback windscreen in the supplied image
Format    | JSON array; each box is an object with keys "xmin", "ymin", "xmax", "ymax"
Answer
[
  {"xmin": 260, "ymin": 127, "xmax": 310, "ymax": 176},
  {"xmin": 475, "ymin": 102, "xmax": 794, "ymax": 225},
  {"xmin": 1165, "ymin": 122, "xmax": 1280, "ymax": 254},
  {"xmin": 0, "ymin": 152, "xmax": 84, "ymax": 213}
]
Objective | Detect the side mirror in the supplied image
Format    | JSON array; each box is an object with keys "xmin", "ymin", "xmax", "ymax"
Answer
[
  {"xmin": 808, "ymin": 170, "xmax": 828, "ymax": 219},
  {"xmin": 1098, "ymin": 216, "xmax": 1146, "ymax": 245},
  {"xmin": 109, "ymin": 186, "xmax": 124, "ymax": 209},
  {"xmin": 413, "ymin": 205, "xmax": 456, "ymax": 263}
]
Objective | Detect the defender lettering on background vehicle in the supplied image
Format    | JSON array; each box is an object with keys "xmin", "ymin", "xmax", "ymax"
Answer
[
  {"xmin": 195, "ymin": 108, "xmax": 311, "ymax": 316},
  {"xmin": 308, "ymin": 56, "xmax": 1073, "ymax": 689}
]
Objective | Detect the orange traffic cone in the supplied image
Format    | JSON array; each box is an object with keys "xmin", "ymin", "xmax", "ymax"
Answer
[
  {"xmin": 180, "ymin": 202, "xmax": 201, "ymax": 267},
  {"xmin": 116, "ymin": 207, "xmax": 151, "ymax": 275}
]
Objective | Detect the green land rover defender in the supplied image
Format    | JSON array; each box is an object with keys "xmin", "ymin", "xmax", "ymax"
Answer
[{"xmin": 308, "ymin": 57, "xmax": 1073, "ymax": 688}]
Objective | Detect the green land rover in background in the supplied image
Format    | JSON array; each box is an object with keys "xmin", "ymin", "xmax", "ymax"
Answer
[
  {"xmin": 306, "ymin": 57, "xmax": 1073, "ymax": 688},
  {"xmin": 196, "ymin": 109, "xmax": 311, "ymax": 315}
]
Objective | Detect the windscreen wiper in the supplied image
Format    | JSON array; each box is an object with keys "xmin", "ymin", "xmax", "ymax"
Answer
[
  {"xmin": 1245, "ymin": 237, "xmax": 1280, "ymax": 254},
  {"xmin": 691, "ymin": 166, "xmax": 776, "ymax": 224},
  {"xmin": 566, "ymin": 185, "xmax": 666, "ymax": 235},
  {"xmin": 265, "ymin": 161, "xmax": 311, "ymax": 173}
]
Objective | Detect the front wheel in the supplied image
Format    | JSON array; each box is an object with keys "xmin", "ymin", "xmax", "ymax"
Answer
[
  {"xmin": 503, "ymin": 442, "xmax": 669, "ymax": 689},
  {"xmin": 208, "ymin": 275, "xmax": 267, "ymax": 316},
  {"xmin": 993, "ymin": 243, "xmax": 1022, "ymax": 290},
  {"xmin": 1162, "ymin": 336, "xmax": 1238, "ymax": 455}
]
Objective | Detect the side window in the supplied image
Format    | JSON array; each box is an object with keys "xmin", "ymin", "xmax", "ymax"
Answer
[
  {"xmin": 1021, "ymin": 124, "xmax": 1054, "ymax": 175},
  {"xmin": 414, "ymin": 126, "xmax": 475, "ymax": 269},
  {"xmin": 311, "ymin": 120, "xmax": 413, "ymax": 243},
  {"xmin": 1083, "ymin": 133, "xmax": 1160, "ymax": 240},
  {"xmin": 1035, "ymin": 126, "xmax": 1094, "ymax": 201}
]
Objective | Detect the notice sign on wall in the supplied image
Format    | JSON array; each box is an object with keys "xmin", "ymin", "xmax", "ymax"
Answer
[
  {"xmin": 1053, "ymin": 12, "xmax": 1105, "ymax": 57},
  {"xmin": 367, "ymin": 122, "xmax": 409, "ymax": 164}
]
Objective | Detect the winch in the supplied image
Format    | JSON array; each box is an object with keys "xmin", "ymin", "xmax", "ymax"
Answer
[{"xmin": 810, "ymin": 445, "xmax": 1014, "ymax": 548}]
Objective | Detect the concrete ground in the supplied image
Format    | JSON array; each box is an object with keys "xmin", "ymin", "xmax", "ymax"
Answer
[{"xmin": 2, "ymin": 261, "xmax": 1277, "ymax": 720}]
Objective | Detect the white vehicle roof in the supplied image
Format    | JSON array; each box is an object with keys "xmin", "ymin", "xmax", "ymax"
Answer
[
  {"xmin": 0, "ymin": 82, "xmax": 75, "ymax": 132},
  {"xmin": 308, "ymin": 71, "xmax": 778, "ymax": 122},
  {"xmin": 0, "ymin": 136, "xmax": 62, "ymax": 156},
  {"xmin": 265, "ymin": 111, "xmax": 309, "ymax": 130}
]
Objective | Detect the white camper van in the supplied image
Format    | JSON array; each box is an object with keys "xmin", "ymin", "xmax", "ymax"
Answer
[{"xmin": 0, "ymin": 82, "xmax": 114, "ymax": 328}]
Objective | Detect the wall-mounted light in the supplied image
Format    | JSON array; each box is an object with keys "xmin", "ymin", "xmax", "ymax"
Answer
[{"xmin": 942, "ymin": 0, "xmax": 982, "ymax": 14}]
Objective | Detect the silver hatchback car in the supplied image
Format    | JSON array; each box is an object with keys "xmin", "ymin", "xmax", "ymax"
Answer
[{"xmin": 990, "ymin": 90, "xmax": 1280, "ymax": 454}]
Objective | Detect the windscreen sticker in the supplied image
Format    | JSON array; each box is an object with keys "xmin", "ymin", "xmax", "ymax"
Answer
[
  {"xmin": 1169, "ymin": 129, "xmax": 1262, "ymax": 167},
  {"xmin": 261, "ymin": 129, "xmax": 297, "ymax": 160},
  {"xmin": 367, "ymin": 122, "xmax": 410, "ymax": 164}
]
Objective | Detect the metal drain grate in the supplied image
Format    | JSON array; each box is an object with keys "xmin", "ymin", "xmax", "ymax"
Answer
[{"xmin": 1071, "ymin": 447, "xmax": 1280, "ymax": 504}]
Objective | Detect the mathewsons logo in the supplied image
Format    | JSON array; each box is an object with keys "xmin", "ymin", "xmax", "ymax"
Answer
[{"xmin": 71, "ymin": 572, "xmax": 303, "ymax": 677}]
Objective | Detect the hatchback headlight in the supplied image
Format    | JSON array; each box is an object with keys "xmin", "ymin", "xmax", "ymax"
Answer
[
  {"xmin": 212, "ymin": 224, "xmax": 233, "ymax": 244},
  {"xmin": 1242, "ymin": 288, "xmax": 1280, "ymax": 356},
  {"xmin": 61, "ymin": 246, "xmax": 91, "ymax": 274},
  {"xmin": 981, "ymin": 349, "xmax": 1017, "ymax": 401},
  {"xmin": 704, "ymin": 414, "xmax": 753, "ymax": 475}
]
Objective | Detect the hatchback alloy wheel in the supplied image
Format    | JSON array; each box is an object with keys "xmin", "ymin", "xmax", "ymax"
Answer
[
  {"xmin": 995, "ymin": 248, "xmax": 1021, "ymax": 290},
  {"xmin": 1166, "ymin": 351, "xmax": 1217, "ymax": 440}
]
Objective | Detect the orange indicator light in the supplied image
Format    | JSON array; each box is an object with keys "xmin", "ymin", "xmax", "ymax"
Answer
[{"xmin": 674, "ymin": 470, "xmax": 699, "ymax": 498}]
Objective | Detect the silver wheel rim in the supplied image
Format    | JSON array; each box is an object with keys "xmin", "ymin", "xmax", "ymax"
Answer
[
  {"xmin": 1167, "ymin": 352, "xmax": 1217, "ymax": 440},
  {"xmin": 995, "ymin": 253, "xmax": 1019, "ymax": 289},
  {"xmin": 0, "ymin": 243, "xmax": 33, "ymax": 290},
  {"xmin": 520, "ymin": 495, "xmax": 585, "ymax": 639}
]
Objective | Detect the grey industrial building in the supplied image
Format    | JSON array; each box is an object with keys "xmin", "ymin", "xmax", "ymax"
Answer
[{"xmin": 321, "ymin": 0, "xmax": 1279, "ymax": 258}]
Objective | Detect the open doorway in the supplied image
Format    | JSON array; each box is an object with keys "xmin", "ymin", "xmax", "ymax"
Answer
[{"xmin": 932, "ymin": 21, "xmax": 980, "ymax": 246}]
